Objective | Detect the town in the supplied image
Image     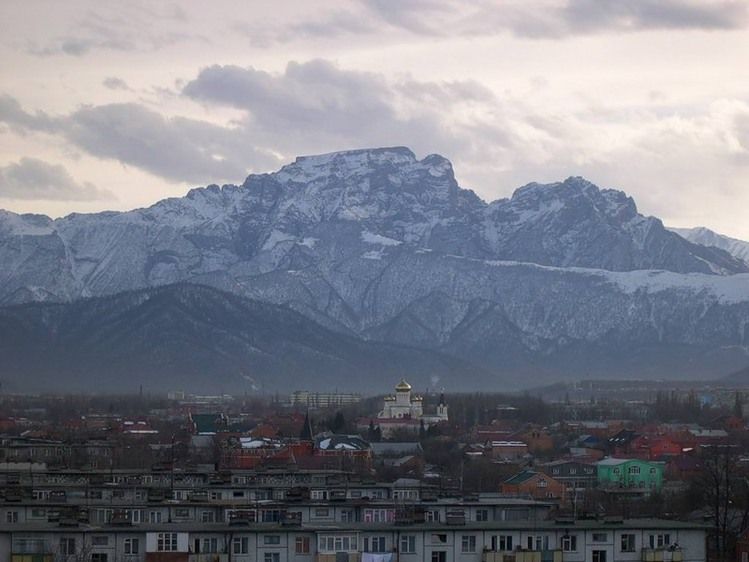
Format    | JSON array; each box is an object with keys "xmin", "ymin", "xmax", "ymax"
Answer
[{"xmin": 3, "ymin": 379, "xmax": 749, "ymax": 562}]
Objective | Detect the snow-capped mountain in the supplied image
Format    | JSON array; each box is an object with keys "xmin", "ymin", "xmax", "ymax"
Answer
[
  {"xmin": 1, "ymin": 147, "xmax": 748, "ymax": 388},
  {"xmin": 671, "ymin": 226, "xmax": 749, "ymax": 267}
]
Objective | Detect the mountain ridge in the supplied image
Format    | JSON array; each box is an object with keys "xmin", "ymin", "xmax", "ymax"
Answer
[
  {"xmin": 0, "ymin": 283, "xmax": 488, "ymax": 393},
  {"xmin": 1, "ymin": 146, "xmax": 748, "ymax": 389}
]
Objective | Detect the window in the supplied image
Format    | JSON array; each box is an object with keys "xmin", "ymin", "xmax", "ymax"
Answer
[
  {"xmin": 629, "ymin": 465, "xmax": 641, "ymax": 475},
  {"xmin": 431, "ymin": 534, "xmax": 447, "ymax": 544},
  {"xmin": 233, "ymin": 490, "xmax": 244, "ymax": 498},
  {"xmin": 201, "ymin": 511, "xmax": 215, "ymax": 523},
  {"xmin": 157, "ymin": 533, "xmax": 178, "ymax": 552},
  {"xmin": 592, "ymin": 533, "xmax": 608, "ymax": 542},
  {"xmin": 262, "ymin": 509, "xmax": 282, "ymax": 523},
  {"xmin": 314, "ymin": 508, "xmax": 330, "ymax": 517},
  {"xmin": 311, "ymin": 490, "xmax": 328, "ymax": 500},
  {"xmin": 265, "ymin": 535, "xmax": 281, "ymax": 545},
  {"xmin": 400, "ymin": 536, "xmax": 416, "ymax": 554},
  {"xmin": 233, "ymin": 537, "xmax": 250, "ymax": 555},
  {"xmin": 318, "ymin": 534, "xmax": 358, "ymax": 553},
  {"xmin": 60, "ymin": 538, "xmax": 76, "ymax": 555},
  {"xmin": 366, "ymin": 537, "xmax": 386, "ymax": 553},
  {"xmin": 620, "ymin": 534, "xmax": 635, "ymax": 553},
  {"xmin": 649, "ymin": 534, "xmax": 671, "ymax": 549},
  {"xmin": 199, "ymin": 538, "xmax": 219, "ymax": 553},
  {"xmin": 493, "ymin": 535, "xmax": 513, "ymax": 551},
  {"xmin": 592, "ymin": 550, "xmax": 607, "ymax": 562},
  {"xmin": 91, "ymin": 536, "xmax": 109, "ymax": 546},
  {"xmin": 425, "ymin": 510, "xmax": 440, "ymax": 522},
  {"xmin": 5, "ymin": 511, "xmax": 18, "ymax": 523},
  {"xmin": 561, "ymin": 535, "xmax": 577, "ymax": 552},
  {"xmin": 174, "ymin": 508, "xmax": 190, "ymax": 518},
  {"xmin": 461, "ymin": 535, "xmax": 477, "ymax": 553},
  {"xmin": 526, "ymin": 536, "xmax": 548, "ymax": 551},
  {"xmin": 264, "ymin": 553, "xmax": 280, "ymax": 562},
  {"xmin": 537, "ymin": 478, "xmax": 548, "ymax": 488},
  {"xmin": 341, "ymin": 510, "xmax": 354, "ymax": 523},
  {"xmin": 364, "ymin": 509, "xmax": 392, "ymax": 523},
  {"xmin": 295, "ymin": 537, "xmax": 311, "ymax": 554},
  {"xmin": 650, "ymin": 467, "xmax": 657, "ymax": 474},
  {"xmin": 476, "ymin": 509, "xmax": 489, "ymax": 522},
  {"xmin": 149, "ymin": 511, "xmax": 162, "ymax": 523},
  {"xmin": 431, "ymin": 551, "xmax": 446, "ymax": 562},
  {"xmin": 90, "ymin": 554, "xmax": 107, "ymax": 562},
  {"xmin": 124, "ymin": 538, "xmax": 139, "ymax": 555},
  {"xmin": 31, "ymin": 508, "xmax": 46, "ymax": 518}
]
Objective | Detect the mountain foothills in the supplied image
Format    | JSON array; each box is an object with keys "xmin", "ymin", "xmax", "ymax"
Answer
[
  {"xmin": 1, "ymin": 147, "xmax": 748, "ymax": 392},
  {"xmin": 0, "ymin": 284, "xmax": 483, "ymax": 393}
]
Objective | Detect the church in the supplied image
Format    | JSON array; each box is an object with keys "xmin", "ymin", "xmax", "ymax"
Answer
[{"xmin": 364, "ymin": 379, "xmax": 448, "ymax": 437}]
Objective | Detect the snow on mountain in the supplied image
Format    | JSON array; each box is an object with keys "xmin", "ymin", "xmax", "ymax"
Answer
[
  {"xmin": 671, "ymin": 226, "xmax": 749, "ymax": 267},
  {"xmin": 1, "ymin": 147, "xmax": 748, "ymax": 385}
]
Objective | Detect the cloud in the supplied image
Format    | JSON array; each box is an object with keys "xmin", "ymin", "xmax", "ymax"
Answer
[
  {"xmin": 3, "ymin": 58, "xmax": 749, "ymax": 239},
  {"xmin": 0, "ymin": 157, "xmax": 112, "ymax": 201},
  {"xmin": 102, "ymin": 77, "xmax": 132, "ymax": 91},
  {"xmin": 182, "ymin": 60, "xmax": 500, "ymax": 160},
  {"xmin": 0, "ymin": 96, "xmax": 280, "ymax": 184},
  {"xmin": 239, "ymin": 0, "xmax": 749, "ymax": 46},
  {"xmin": 27, "ymin": 4, "xmax": 204, "ymax": 57}
]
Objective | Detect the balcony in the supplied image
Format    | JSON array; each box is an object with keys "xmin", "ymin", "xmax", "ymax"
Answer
[
  {"xmin": 641, "ymin": 549, "xmax": 684, "ymax": 561},
  {"xmin": 316, "ymin": 554, "xmax": 361, "ymax": 562},
  {"xmin": 483, "ymin": 551, "xmax": 562, "ymax": 562}
]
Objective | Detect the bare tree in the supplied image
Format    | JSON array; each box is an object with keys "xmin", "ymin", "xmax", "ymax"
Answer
[
  {"xmin": 53, "ymin": 539, "xmax": 95, "ymax": 562},
  {"xmin": 700, "ymin": 445, "xmax": 749, "ymax": 561}
]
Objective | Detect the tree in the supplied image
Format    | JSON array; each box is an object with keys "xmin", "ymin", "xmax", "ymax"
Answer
[
  {"xmin": 734, "ymin": 392, "xmax": 744, "ymax": 418},
  {"xmin": 299, "ymin": 412, "xmax": 313, "ymax": 441},
  {"xmin": 331, "ymin": 411, "xmax": 346, "ymax": 433},
  {"xmin": 699, "ymin": 445, "xmax": 749, "ymax": 561}
]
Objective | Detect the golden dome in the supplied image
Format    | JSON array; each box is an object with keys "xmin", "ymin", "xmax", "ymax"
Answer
[{"xmin": 395, "ymin": 379, "xmax": 412, "ymax": 392}]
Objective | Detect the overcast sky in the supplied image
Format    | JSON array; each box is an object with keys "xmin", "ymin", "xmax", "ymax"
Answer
[{"xmin": 1, "ymin": 0, "xmax": 749, "ymax": 239}]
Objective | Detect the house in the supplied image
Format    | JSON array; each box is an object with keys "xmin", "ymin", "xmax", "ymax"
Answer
[
  {"xmin": 539, "ymin": 459, "xmax": 597, "ymax": 492},
  {"xmin": 608, "ymin": 429, "xmax": 639, "ymax": 456},
  {"xmin": 596, "ymin": 457, "xmax": 664, "ymax": 491},
  {"xmin": 501, "ymin": 469, "xmax": 566, "ymax": 501},
  {"xmin": 188, "ymin": 413, "xmax": 228, "ymax": 435},
  {"xmin": 489, "ymin": 441, "xmax": 528, "ymax": 461},
  {"xmin": 516, "ymin": 426, "xmax": 554, "ymax": 454}
]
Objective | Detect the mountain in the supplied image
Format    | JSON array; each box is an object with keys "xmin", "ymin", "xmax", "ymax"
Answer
[
  {"xmin": 1, "ymin": 146, "xmax": 748, "ymax": 390},
  {"xmin": 0, "ymin": 283, "xmax": 487, "ymax": 393},
  {"xmin": 671, "ymin": 226, "xmax": 749, "ymax": 267},
  {"xmin": 723, "ymin": 365, "xmax": 749, "ymax": 386}
]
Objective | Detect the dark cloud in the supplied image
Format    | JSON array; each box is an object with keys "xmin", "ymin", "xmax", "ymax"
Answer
[
  {"xmin": 102, "ymin": 77, "xmax": 132, "ymax": 91},
  {"xmin": 560, "ymin": 0, "xmax": 749, "ymax": 33},
  {"xmin": 0, "ymin": 95, "xmax": 57, "ymax": 132},
  {"xmin": 0, "ymin": 60, "xmax": 509, "ymax": 186},
  {"xmin": 245, "ymin": 0, "xmax": 749, "ymax": 45},
  {"xmin": 182, "ymin": 60, "xmax": 499, "ymax": 158},
  {"xmin": 0, "ymin": 157, "xmax": 112, "ymax": 201},
  {"xmin": 0, "ymin": 96, "xmax": 279, "ymax": 184}
]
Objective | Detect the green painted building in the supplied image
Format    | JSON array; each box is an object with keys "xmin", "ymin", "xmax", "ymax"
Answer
[{"xmin": 596, "ymin": 457, "xmax": 664, "ymax": 490}]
